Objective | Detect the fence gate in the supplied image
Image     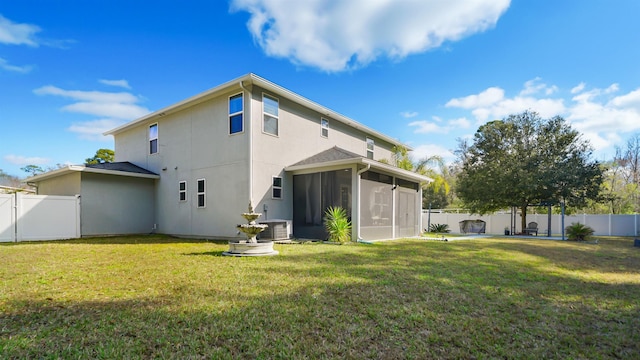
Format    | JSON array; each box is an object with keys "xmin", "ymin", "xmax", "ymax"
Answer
[{"xmin": 0, "ymin": 193, "xmax": 80, "ymax": 242}]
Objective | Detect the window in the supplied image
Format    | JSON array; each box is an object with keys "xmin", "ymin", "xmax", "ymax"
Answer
[
  {"xmin": 149, "ymin": 123, "xmax": 158, "ymax": 154},
  {"xmin": 366, "ymin": 137, "xmax": 374, "ymax": 159},
  {"xmin": 196, "ymin": 179, "xmax": 206, "ymax": 208},
  {"xmin": 272, "ymin": 176, "xmax": 283, "ymax": 199},
  {"xmin": 179, "ymin": 181, "xmax": 187, "ymax": 202},
  {"xmin": 263, "ymin": 94, "xmax": 279, "ymax": 136},
  {"xmin": 321, "ymin": 118, "xmax": 329, "ymax": 138},
  {"xmin": 229, "ymin": 93, "xmax": 243, "ymax": 134}
]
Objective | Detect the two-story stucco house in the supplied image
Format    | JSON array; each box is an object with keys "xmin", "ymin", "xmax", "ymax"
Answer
[{"xmin": 28, "ymin": 74, "xmax": 431, "ymax": 241}]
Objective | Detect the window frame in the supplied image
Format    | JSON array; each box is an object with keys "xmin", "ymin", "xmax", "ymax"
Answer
[
  {"xmin": 262, "ymin": 93, "xmax": 279, "ymax": 136},
  {"xmin": 229, "ymin": 93, "xmax": 244, "ymax": 135},
  {"xmin": 366, "ymin": 137, "xmax": 374, "ymax": 159},
  {"xmin": 321, "ymin": 118, "xmax": 329, "ymax": 138},
  {"xmin": 149, "ymin": 123, "xmax": 158, "ymax": 155},
  {"xmin": 196, "ymin": 178, "xmax": 206, "ymax": 208},
  {"xmin": 179, "ymin": 181, "xmax": 187, "ymax": 202},
  {"xmin": 272, "ymin": 176, "xmax": 283, "ymax": 199}
]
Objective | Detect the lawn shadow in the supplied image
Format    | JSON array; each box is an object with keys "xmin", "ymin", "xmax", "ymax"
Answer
[
  {"xmin": 183, "ymin": 250, "xmax": 226, "ymax": 257},
  {"xmin": 0, "ymin": 234, "xmax": 229, "ymax": 246}
]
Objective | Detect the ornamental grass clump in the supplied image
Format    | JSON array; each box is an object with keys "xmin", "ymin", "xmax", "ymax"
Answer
[
  {"xmin": 324, "ymin": 206, "xmax": 352, "ymax": 244},
  {"xmin": 565, "ymin": 222, "xmax": 595, "ymax": 241},
  {"xmin": 429, "ymin": 223, "xmax": 451, "ymax": 233}
]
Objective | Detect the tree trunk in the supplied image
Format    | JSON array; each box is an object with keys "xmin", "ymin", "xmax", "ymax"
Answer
[{"xmin": 520, "ymin": 205, "xmax": 528, "ymax": 234}]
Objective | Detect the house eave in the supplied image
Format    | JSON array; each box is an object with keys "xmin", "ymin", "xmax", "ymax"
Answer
[
  {"xmin": 285, "ymin": 158, "xmax": 432, "ymax": 183},
  {"xmin": 25, "ymin": 165, "xmax": 160, "ymax": 183},
  {"xmin": 103, "ymin": 73, "xmax": 411, "ymax": 150}
]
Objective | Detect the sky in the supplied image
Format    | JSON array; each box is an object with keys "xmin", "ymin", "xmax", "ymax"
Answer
[{"xmin": 2, "ymin": 0, "xmax": 640, "ymax": 177}]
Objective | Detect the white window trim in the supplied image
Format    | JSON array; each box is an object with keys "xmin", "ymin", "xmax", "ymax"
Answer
[
  {"xmin": 196, "ymin": 178, "xmax": 206, "ymax": 208},
  {"xmin": 366, "ymin": 137, "xmax": 374, "ymax": 159},
  {"xmin": 321, "ymin": 118, "xmax": 329, "ymax": 138},
  {"xmin": 149, "ymin": 123, "xmax": 158, "ymax": 155},
  {"xmin": 229, "ymin": 92, "xmax": 244, "ymax": 135},
  {"xmin": 272, "ymin": 176, "xmax": 283, "ymax": 199},
  {"xmin": 262, "ymin": 93, "xmax": 279, "ymax": 137},
  {"xmin": 179, "ymin": 181, "xmax": 187, "ymax": 202}
]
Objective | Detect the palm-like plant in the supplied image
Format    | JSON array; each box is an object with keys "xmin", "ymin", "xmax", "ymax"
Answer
[
  {"xmin": 324, "ymin": 206, "xmax": 352, "ymax": 244},
  {"xmin": 565, "ymin": 222, "xmax": 595, "ymax": 241},
  {"xmin": 429, "ymin": 223, "xmax": 450, "ymax": 233}
]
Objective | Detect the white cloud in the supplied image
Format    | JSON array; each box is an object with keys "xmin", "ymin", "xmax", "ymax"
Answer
[
  {"xmin": 0, "ymin": 57, "xmax": 32, "ymax": 73},
  {"xmin": 0, "ymin": 14, "xmax": 40, "ymax": 46},
  {"xmin": 446, "ymin": 79, "xmax": 565, "ymax": 122},
  {"xmin": 410, "ymin": 143, "xmax": 455, "ymax": 163},
  {"xmin": 520, "ymin": 77, "xmax": 558, "ymax": 96},
  {"xmin": 400, "ymin": 111, "xmax": 418, "ymax": 118},
  {"xmin": 449, "ymin": 117, "xmax": 471, "ymax": 128},
  {"xmin": 409, "ymin": 120, "xmax": 449, "ymax": 134},
  {"xmin": 33, "ymin": 82, "xmax": 150, "ymax": 140},
  {"xmin": 231, "ymin": 0, "xmax": 511, "ymax": 71},
  {"xmin": 67, "ymin": 119, "xmax": 126, "ymax": 141},
  {"xmin": 446, "ymin": 87, "xmax": 504, "ymax": 109},
  {"xmin": 99, "ymin": 79, "xmax": 132, "ymax": 89},
  {"xmin": 570, "ymin": 82, "xmax": 586, "ymax": 94},
  {"xmin": 4, "ymin": 154, "xmax": 49, "ymax": 166}
]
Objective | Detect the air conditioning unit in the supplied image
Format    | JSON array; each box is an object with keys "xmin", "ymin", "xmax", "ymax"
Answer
[{"xmin": 258, "ymin": 219, "xmax": 292, "ymax": 240}]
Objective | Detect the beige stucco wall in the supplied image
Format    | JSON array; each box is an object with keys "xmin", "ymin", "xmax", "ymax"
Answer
[
  {"xmin": 249, "ymin": 85, "xmax": 396, "ymax": 223},
  {"xmin": 36, "ymin": 172, "xmax": 81, "ymax": 196},
  {"xmin": 80, "ymin": 173, "xmax": 155, "ymax": 236}
]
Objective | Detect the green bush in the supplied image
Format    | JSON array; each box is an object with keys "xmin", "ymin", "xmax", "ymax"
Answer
[
  {"xmin": 429, "ymin": 223, "xmax": 451, "ymax": 233},
  {"xmin": 565, "ymin": 222, "xmax": 595, "ymax": 241},
  {"xmin": 324, "ymin": 206, "xmax": 352, "ymax": 244}
]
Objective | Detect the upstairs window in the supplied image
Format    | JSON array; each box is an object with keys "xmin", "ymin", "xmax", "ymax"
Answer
[
  {"xmin": 263, "ymin": 94, "xmax": 279, "ymax": 136},
  {"xmin": 197, "ymin": 179, "xmax": 206, "ymax": 208},
  {"xmin": 229, "ymin": 93, "xmax": 243, "ymax": 134},
  {"xmin": 272, "ymin": 176, "xmax": 283, "ymax": 199},
  {"xmin": 149, "ymin": 123, "xmax": 158, "ymax": 154},
  {"xmin": 366, "ymin": 137, "xmax": 374, "ymax": 159},
  {"xmin": 321, "ymin": 118, "xmax": 329, "ymax": 138},
  {"xmin": 179, "ymin": 181, "xmax": 187, "ymax": 202}
]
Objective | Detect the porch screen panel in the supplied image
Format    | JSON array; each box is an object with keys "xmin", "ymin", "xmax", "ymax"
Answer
[
  {"xmin": 396, "ymin": 187, "xmax": 419, "ymax": 238},
  {"xmin": 360, "ymin": 171, "xmax": 393, "ymax": 240},
  {"xmin": 293, "ymin": 170, "xmax": 352, "ymax": 240}
]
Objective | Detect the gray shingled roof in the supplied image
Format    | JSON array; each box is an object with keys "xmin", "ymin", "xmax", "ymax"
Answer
[
  {"xmin": 290, "ymin": 146, "xmax": 363, "ymax": 167},
  {"xmin": 85, "ymin": 162, "xmax": 157, "ymax": 175}
]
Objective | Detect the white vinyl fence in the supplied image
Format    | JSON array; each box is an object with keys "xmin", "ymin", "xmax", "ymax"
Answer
[
  {"xmin": 423, "ymin": 211, "xmax": 640, "ymax": 237},
  {"xmin": 0, "ymin": 193, "xmax": 80, "ymax": 242}
]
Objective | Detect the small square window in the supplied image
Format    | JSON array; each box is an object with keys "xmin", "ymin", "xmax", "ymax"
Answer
[
  {"xmin": 196, "ymin": 179, "xmax": 206, "ymax": 208},
  {"xmin": 179, "ymin": 181, "xmax": 187, "ymax": 202},
  {"xmin": 272, "ymin": 176, "xmax": 282, "ymax": 199}
]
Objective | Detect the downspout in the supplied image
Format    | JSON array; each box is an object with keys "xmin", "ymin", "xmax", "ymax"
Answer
[
  {"xmin": 239, "ymin": 81, "xmax": 252, "ymax": 204},
  {"xmin": 356, "ymin": 163, "xmax": 371, "ymax": 242}
]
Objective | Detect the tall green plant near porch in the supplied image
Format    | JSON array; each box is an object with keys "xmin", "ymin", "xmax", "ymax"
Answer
[{"xmin": 324, "ymin": 206, "xmax": 352, "ymax": 243}]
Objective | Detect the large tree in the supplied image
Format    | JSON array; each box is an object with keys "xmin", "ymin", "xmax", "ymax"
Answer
[
  {"xmin": 455, "ymin": 111, "xmax": 604, "ymax": 231},
  {"xmin": 85, "ymin": 148, "xmax": 115, "ymax": 164}
]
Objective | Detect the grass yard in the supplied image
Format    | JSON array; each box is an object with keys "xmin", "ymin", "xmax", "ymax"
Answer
[{"xmin": 1, "ymin": 236, "xmax": 639, "ymax": 359}]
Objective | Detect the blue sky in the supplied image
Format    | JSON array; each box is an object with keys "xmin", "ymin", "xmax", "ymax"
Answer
[{"xmin": 2, "ymin": 0, "xmax": 640, "ymax": 177}]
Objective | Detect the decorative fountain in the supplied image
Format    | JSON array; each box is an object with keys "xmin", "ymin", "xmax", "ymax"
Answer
[{"xmin": 222, "ymin": 202, "xmax": 279, "ymax": 256}]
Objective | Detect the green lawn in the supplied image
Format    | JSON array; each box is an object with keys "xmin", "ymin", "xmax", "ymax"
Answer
[{"xmin": 1, "ymin": 236, "xmax": 639, "ymax": 359}]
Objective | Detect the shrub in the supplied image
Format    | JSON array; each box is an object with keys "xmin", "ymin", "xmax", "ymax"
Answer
[
  {"xmin": 324, "ymin": 206, "xmax": 352, "ymax": 244},
  {"xmin": 565, "ymin": 222, "xmax": 595, "ymax": 241},
  {"xmin": 429, "ymin": 223, "xmax": 451, "ymax": 233}
]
